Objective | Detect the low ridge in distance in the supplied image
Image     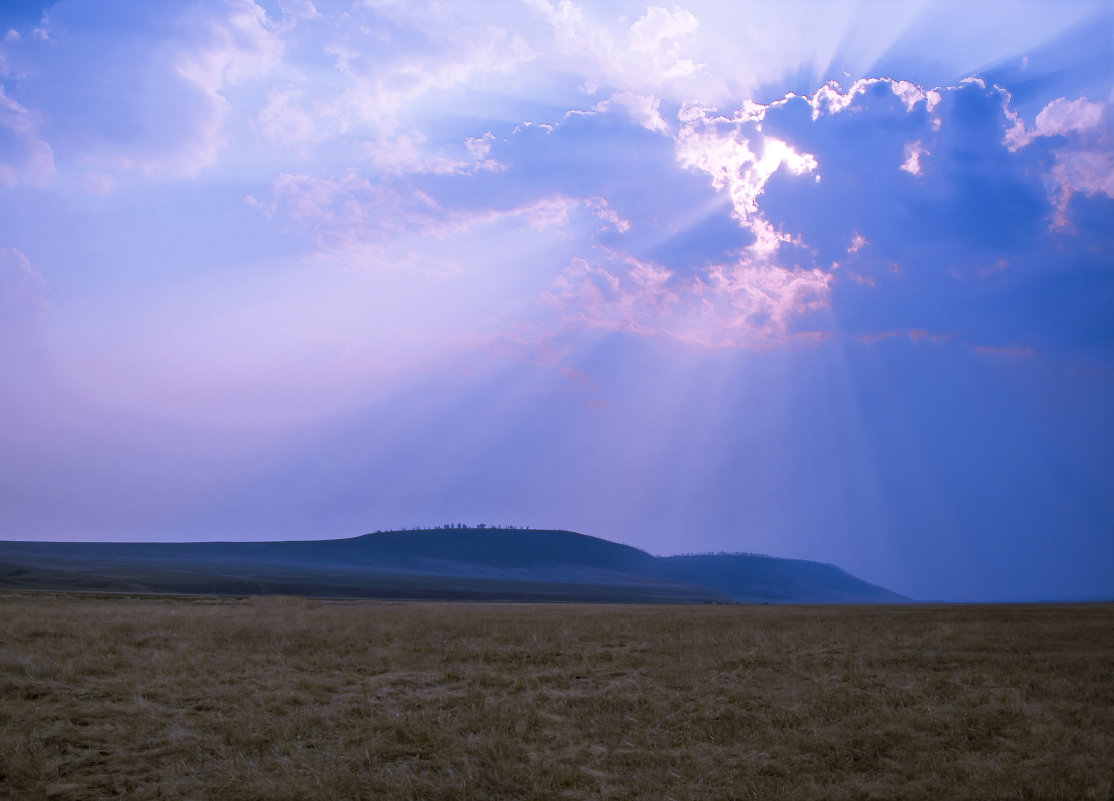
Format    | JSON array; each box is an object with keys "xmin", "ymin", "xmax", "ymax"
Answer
[{"xmin": 0, "ymin": 527, "xmax": 910, "ymax": 603}]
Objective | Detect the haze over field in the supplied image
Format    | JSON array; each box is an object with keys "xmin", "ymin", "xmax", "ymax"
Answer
[{"xmin": 1, "ymin": 1, "xmax": 1112, "ymax": 602}]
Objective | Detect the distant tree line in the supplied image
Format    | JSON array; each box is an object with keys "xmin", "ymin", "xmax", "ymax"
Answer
[
  {"xmin": 670, "ymin": 551, "xmax": 770, "ymax": 558},
  {"xmin": 368, "ymin": 523, "xmax": 533, "ymax": 534}
]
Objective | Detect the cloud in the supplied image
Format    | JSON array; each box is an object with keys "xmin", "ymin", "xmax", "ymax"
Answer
[
  {"xmin": 258, "ymin": 89, "xmax": 316, "ymax": 146},
  {"xmin": 176, "ymin": 1, "xmax": 282, "ymax": 95},
  {"xmin": 696, "ymin": 259, "xmax": 831, "ymax": 344},
  {"xmin": 259, "ymin": 168, "xmax": 628, "ymax": 265},
  {"xmin": 491, "ymin": 72, "xmax": 1109, "ymax": 362},
  {"xmin": 276, "ymin": 0, "xmax": 318, "ymax": 21},
  {"xmin": 546, "ymin": 252, "xmax": 680, "ymax": 337},
  {"xmin": 675, "ymin": 102, "xmax": 817, "ymax": 252},
  {"xmin": 900, "ymin": 140, "xmax": 929, "ymax": 175},
  {"xmin": 240, "ymin": 10, "xmax": 537, "ymax": 177},
  {"xmin": 1034, "ymin": 97, "xmax": 1105, "ymax": 137},
  {"xmin": 0, "ymin": 31, "xmax": 14, "ymax": 76},
  {"xmin": 1047, "ymin": 149, "xmax": 1114, "ymax": 229},
  {"xmin": 328, "ymin": 23, "xmax": 533, "ymax": 134},
  {"xmin": 466, "ymin": 132, "xmax": 497, "ymax": 162},
  {"xmin": 1006, "ymin": 96, "xmax": 1104, "ymax": 150},
  {"xmin": 9, "ymin": 0, "xmax": 286, "ymax": 180},
  {"xmin": 361, "ymin": 129, "xmax": 504, "ymax": 177},
  {"xmin": 809, "ymin": 78, "xmax": 941, "ymax": 120},
  {"xmin": 626, "ymin": 5, "xmax": 700, "ymax": 79},
  {"xmin": 1003, "ymin": 95, "xmax": 1112, "ymax": 228},
  {"xmin": 545, "ymin": 248, "xmax": 830, "ymax": 349},
  {"xmin": 265, "ymin": 171, "xmax": 442, "ymax": 259},
  {"xmin": 704, "ymin": 75, "xmax": 1111, "ymax": 356},
  {"xmin": 5, "ymin": 6, "xmax": 1110, "ymax": 366},
  {"xmin": 594, "ymin": 91, "xmax": 669, "ymax": 133},
  {"xmin": 0, "ymin": 247, "xmax": 47, "ymax": 328},
  {"xmin": 167, "ymin": 0, "xmax": 283, "ymax": 175},
  {"xmin": 494, "ymin": 73, "xmax": 1108, "ymax": 355},
  {"xmin": 584, "ymin": 196, "xmax": 631, "ymax": 233},
  {"xmin": 0, "ymin": 85, "xmax": 55, "ymax": 186},
  {"xmin": 525, "ymin": 0, "xmax": 700, "ymax": 95}
]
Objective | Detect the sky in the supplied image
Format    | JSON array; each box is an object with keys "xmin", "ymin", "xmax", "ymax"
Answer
[{"xmin": 1, "ymin": 0, "xmax": 1112, "ymax": 601}]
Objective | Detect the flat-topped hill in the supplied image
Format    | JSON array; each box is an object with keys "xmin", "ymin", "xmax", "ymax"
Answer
[{"xmin": 0, "ymin": 528, "xmax": 909, "ymax": 602}]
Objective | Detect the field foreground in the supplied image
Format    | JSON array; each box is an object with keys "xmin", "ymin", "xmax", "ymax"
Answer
[{"xmin": 1, "ymin": 596, "xmax": 1111, "ymax": 800}]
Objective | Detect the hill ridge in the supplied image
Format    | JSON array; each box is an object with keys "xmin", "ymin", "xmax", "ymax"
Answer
[{"xmin": 0, "ymin": 527, "xmax": 909, "ymax": 603}]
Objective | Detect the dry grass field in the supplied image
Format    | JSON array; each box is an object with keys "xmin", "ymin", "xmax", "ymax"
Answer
[{"xmin": 1, "ymin": 595, "xmax": 1111, "ymax": 800}]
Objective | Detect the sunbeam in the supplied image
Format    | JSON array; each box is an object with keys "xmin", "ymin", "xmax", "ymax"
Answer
[{"xmin": 1, "ymin": 0, "xmax": 1111, "ymax": 600}]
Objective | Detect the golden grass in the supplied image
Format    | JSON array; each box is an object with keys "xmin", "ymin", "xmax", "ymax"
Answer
[{"xmin": 1, "ymin": 594, "xmax": 1111, "ymax": 800}]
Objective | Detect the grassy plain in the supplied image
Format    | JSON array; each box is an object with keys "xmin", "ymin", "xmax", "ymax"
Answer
[{"xmin": 0, "ymin": 595, "xmax": 1111, "ymax": 800}]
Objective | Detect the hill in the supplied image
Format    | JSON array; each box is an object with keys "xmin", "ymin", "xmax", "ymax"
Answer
[
  {"xmin": 0, "ymin": 528, "xmax": 909, "ymax": 603},
  {"xmin": 656, "ymin": 553, "xmax": 908, "ymax": 603}
]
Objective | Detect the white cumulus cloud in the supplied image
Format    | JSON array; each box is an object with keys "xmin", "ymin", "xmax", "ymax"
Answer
[
  {"xmin": 1005, "ymin": 96, "xmax": 1105, "ymax": 150},
  {"xmin": 809, "ymin": 77, "xmax": 941, "ymax": 120},
  {"xmin": 675, "ymin": 102, "xmax": 817, "ymax": 252},
  {"xmin": 526, "ymin": 1, "xmax": 702, "ymax": 96}
]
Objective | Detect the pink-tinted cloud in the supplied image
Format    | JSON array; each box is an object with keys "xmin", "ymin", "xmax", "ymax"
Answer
[
  {"xmin": 1034, "ymin": 97, "xmax": 1105, "ymax": 136},
  {"xmin": 545, "ymin": 248, "xmax": 831, "ymax": 349},
  {"xmin": 906, "ymin": 329, "xmax": 950, "ymax": 344},
  {"xmin": 560, "ymin": 365, "xmax": 595, "ymax": 390},
  {"xmin": 0, "ymin": 246, "xmax": 46, "ymax": 318},
  {"xmin": 546, "ymin": 253, "xmax": 680, "ymax": 337},
  {"xmin": 1001, "ymin": 96, "xmax": 1114, "ymax": 229},
  {"xmin": 265, "ymin": 171, "xmax": 434, "ymax": 245},
  {"xmin": 1047, "ymin": 148, "xmax": 1114, "ymax": 230},
  {"xmin": 0, "ymin": 86, "xmax": 55, "ymax": 187},
  {"xmin": 993, "ymin": 90, "xmax": 1111, "ymax": 229},
  {"xmin": 1006, "ymin": 96, "xmax": 1105, "ymax": 150},
  {"xmin": 675, "ymin": 102, "xmax": 817, "ymax": 252},
  {"xmin": 583, "ymin": 196, "xmax": 631, "ymax": 232},
  {"xmin": 900, "ymin": 140, "xmax": 929, "ymax": 175},
  {"xmin": 257, "ymin": 170, "xmax": 629, "ymax": 265},
  {"xmin": 362, "ymin": 130, "xmax": 504, "ymax": 176},
  {"xmin": 696, "ymin": 260, "xmax": 831, "ymax": 344}
]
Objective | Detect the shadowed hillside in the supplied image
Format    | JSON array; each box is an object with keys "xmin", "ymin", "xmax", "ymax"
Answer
[
  {"xmin": 657, "ymin": 553, "xmax": 908, "ymax": 603},
  {"xmin": 0, "ymin": 528, "xmax": 909, "ymax": 602}
]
